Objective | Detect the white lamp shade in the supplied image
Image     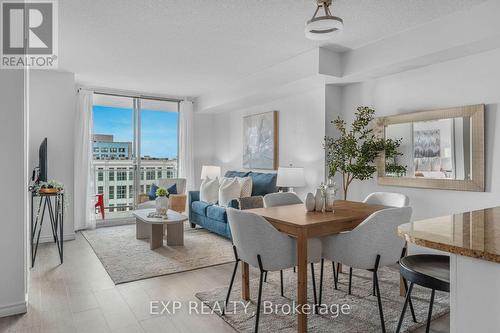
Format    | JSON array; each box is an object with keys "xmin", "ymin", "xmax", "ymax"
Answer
[
  {"xmin": 201, "ymin": 165, "xmax": 221, "ymax": 180},
  {"xmin": 276, "ymin": 167, "xmax": 305, "ymax": 188}
]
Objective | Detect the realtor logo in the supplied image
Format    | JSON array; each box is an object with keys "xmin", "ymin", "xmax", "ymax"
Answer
[{"xmin": 1, "ymin": 0, "xmax": 58, "ymax": 68}]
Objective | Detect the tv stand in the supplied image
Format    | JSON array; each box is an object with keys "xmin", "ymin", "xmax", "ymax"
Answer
[{"xmin": 31, "ymin": 190, "xmax": 64, "ymax": 267}]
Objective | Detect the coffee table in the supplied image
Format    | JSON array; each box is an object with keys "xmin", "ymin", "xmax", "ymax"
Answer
[{"xmin": 133, "ymin": 209, "xmax": 188, "ymax": 249}]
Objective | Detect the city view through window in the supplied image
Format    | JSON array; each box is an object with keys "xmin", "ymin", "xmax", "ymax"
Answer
[{"xmin": 92, "ymin": 94, "xmax": 179, "ymax": 223}]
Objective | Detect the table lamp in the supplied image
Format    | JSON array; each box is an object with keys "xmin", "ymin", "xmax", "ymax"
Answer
[
  {"xmin": 276, "ymin": 166, "xmax": 305, "ymax": 192},
  {"xmin": 201, "ymin": 165, "xmax": 221, "ymax": 180}
]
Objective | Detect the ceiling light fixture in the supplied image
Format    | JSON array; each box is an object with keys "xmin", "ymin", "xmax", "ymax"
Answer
[{"xmin": 305, "ymin": 0, "xmax": 343, "ymax": 41}]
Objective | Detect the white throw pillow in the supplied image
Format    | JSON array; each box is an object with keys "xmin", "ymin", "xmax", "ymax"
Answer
[
  {"xmin": 200, "ymin": 178, "xmax": 219, "ymax": 204},
  {"xmin": 219, "ymin": 176, "xmax": 253, "ymax": 198},
  {"xmin": 218, "ymin": 178, "xmax": 242, "ymax": 207},
  {"xmin": 237, "ymin": 177, "xmax": 253, "ymax": 197}
]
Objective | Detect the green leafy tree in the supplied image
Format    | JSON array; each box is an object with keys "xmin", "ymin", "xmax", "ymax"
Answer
[{"xmin": 325, "ymin": 106, "xmax": 406, "ymax": 200}]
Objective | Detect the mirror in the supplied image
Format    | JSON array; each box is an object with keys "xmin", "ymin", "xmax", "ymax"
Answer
[
  {"xmin": 376, "ymin": 105, "xmax": 484, "ymax": 191},
  {"xmin": 385, "ymin": 117, "xmax": 471, "ymax": 180}
]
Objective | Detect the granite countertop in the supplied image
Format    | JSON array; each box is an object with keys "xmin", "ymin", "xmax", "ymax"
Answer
[{"xmin": 398, "ymin": 206, "xmax": 500, "ymax": 263}]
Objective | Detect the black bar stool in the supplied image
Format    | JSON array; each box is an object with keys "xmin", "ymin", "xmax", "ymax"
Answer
[{"xmin": 396, "ymin": 254, "xmax": 450, "ymax": 333}]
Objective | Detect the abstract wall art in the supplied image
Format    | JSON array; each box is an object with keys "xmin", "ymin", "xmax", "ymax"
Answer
[{"xmin": 242, "ymin": 111, "xmax": 278, "ymax": 170}]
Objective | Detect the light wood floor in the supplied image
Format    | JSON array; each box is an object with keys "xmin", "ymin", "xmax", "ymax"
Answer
[{"xmin": 0, "ymin": 231, "xmax": 449, "ymax": 333}]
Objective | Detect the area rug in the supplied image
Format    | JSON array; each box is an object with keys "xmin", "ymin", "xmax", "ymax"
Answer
[
  {"xmin": 82, "ymin": 223, "xmax": 234, "ymax": 284},
  {"xmin": 196, "ymin": 265, "xmax": 449, "ymax": 332}
]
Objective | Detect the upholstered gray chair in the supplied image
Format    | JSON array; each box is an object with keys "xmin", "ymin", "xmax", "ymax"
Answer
[
  {"xmin": 225, "ymin": 209, "xmax": 322, "ymax": 333},
  {"xmin": 363, "ymin": 191, "xmax": 409, "ymax": 207},
  {"xmin": 319, "ymin": 206, "xmax": 412, "ymax": 333},
  {"xmin": 331, "ymin": 191, "xmax": 411, "ymax": 291},
  {"xmin": 263, "ymin": 192, "xmax": 302, "ymax": 208}
]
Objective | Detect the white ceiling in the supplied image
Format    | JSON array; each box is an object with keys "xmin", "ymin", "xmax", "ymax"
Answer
[{"xmin": 59, "ymin": 0, "xmax": 487, "ymax": 98}]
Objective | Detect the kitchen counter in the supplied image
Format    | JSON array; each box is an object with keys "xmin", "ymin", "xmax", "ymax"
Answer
[
  {"xmin": 398, "ymin": 206, "xmax": 500, "ymax": 263},
  {"xmin": 398, "ymin": 206, "xmax": 500, "ymax": 333}
]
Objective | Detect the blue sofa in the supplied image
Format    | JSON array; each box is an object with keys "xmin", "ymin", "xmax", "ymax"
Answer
[{"xmin": 188, "ymin": 171, "xmax": 278, "ymax": 239}]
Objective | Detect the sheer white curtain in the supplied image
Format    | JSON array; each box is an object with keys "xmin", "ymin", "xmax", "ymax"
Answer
[
  {"xmin": 178, "ymin": 100, "xmax": 195, "ymax": 192},
  {"xmin": 74, "ymin": 90, "xmax": 96, "ymax": 231}
]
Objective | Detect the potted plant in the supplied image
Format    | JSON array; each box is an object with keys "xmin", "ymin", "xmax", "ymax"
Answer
[
  {"xmin": 36, "ymin": 180, "xmax": 64, "ymax": 194},
  {"xmin": 155, "ymin": 187, "xmax": 170, "ymax": 215},
  {"xmin": 324, "ymin": 106, "xmax": 406, "ymax": 200}
]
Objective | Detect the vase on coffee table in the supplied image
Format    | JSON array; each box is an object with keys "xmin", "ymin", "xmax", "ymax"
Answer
[{"xmin": 155, "ymin": 196, "xmax": 169, "ymax": 215}]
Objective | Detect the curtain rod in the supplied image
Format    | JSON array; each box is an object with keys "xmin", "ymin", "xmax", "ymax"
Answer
[{"xmin": 78, "ymin": 87, "xmax": 183, "ymax": 103}]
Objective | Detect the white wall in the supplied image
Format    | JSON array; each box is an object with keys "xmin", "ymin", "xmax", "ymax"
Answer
[
  {"xmin": 210, "ymin": 87, "xmax": 326, "ymax": 198},
  {"xmin": 332, "ymin": 47, "xmax": 500, "ymax": 220},
  {"xmin": 0, "ymin": 70, "xmax": 28, "ymax": 317},
  {"xmin": 29, "ymin": 70, "xmax": 76, "ymax": 241}
]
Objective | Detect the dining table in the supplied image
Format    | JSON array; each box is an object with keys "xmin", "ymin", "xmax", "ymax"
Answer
[{"xmin": 245, "ymin": 200, "xmax": 387, "ymax": 333}]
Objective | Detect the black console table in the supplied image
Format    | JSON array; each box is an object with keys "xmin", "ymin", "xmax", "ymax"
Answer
[{"xmin": 31, "ymin": 190, "xmax": 64, "ymax": 267}]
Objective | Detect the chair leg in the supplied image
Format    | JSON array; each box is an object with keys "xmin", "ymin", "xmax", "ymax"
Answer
[
  {"xmin": 255, "ymin": 255, "xmax": 265, "ymax": 333},
  {"xmin": 223, "ymin": 260, "xmax": 239, "ymax": 315},
  {"xmin": 373, "ymin": 255, "xmax": 386, "ymax": 333},
  {"xmin": 319, "ymin": 259, "xmax": 324, "ymax": 307},
  {"xmin": 264, "ymin": 271, "xmax": 268, "ymax": 282},
  {"xmin": 402, "ymin": 277, "xmax": 417, "ymax": 323},
  {"xmin": 348, "ymin": 267, "xmax": 353, "ymax": 295},
  {"xmin": 332, "ymin": 261, "xmax": 338, "ymax": 290},
  {"xmin": 280, "ymin": 270, "xmax": 284, "ymax": 297},
  {"xmin": 310, "ymin": 263, "xmax": 318, "ymax": 313},
  {"xmin": 372, "ymin": 271, "xmax": 376, "ymax": 296},
  {"xmin": 396, "ymin": 282, "xmax": 414, "ymax": 333},
  {"xmin": 425, "ymin": 289, "xmax": 436, "ymax": 333},
  {"xmin": 293, "ymin": 266, "xmax": 296, "ymax": 273},
  {"xmin": 223, "ymin": 245, "xmax": 240, "ymax": 316}
]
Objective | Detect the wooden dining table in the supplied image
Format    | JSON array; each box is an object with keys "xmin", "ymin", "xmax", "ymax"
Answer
[{"xmin": 245, "ymin": 200, "xmax": 386, "ymax": 333}]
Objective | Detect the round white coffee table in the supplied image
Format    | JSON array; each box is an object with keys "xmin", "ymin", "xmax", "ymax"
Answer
[{"xmin": 133, "ymin": 208, "xmax": 188, "ymax": 249}]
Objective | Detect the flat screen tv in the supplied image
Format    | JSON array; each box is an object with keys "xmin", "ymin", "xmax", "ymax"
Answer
[{"xmin": 38, "ymin": 138, "xmax": 47, "ymax": 183}]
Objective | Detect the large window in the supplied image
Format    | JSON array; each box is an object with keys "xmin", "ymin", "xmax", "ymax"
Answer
[
  {"xmin": 117, "ymin": 169, "xmax": 127, "ymax": 181},
  {"xmin": 117, "ymin": 185, "xmax": 127, "ymax": 199},
  {"xmin": 92, "ymin": 93, "xmax": 179, "ymax": 223}
]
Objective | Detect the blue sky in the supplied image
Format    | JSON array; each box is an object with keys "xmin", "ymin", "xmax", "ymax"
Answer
[{"xmin": 93, "ymin": 105, "xmax": 178, "ymax": 159}]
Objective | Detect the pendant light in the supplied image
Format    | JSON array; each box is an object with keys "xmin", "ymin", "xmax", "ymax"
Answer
[{"xmin": 305, "ymin": 0, "xmax": 343, "ymax": 41}]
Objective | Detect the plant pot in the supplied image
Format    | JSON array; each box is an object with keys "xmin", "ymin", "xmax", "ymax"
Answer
[
  {"xmin": 155, "ymin": 196, "xmax": 169, "ymax": 215},
  {"xmin": 39, "ymin": 188, "xmax": 59, "ymax": 194}
]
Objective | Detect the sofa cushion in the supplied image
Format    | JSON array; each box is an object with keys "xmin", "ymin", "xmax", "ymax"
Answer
[
  {"xmin": 200, "ymin": 178, "xmax": 219, "ymax": 204},
  {"xmin": 248, "ymin": 172, "xmax": 278, "ymax": 196},
  {"xmin": 238, "ymin": 177, "xmax": 253, "ymax": 197},
  {"xmin": 148, "ymin": 183, "xmax": 159, "ymax": 200},
  {"xmin": 206, "ymin": 205, "xmax": 227, "ymax": 222},
  {"xmin": 224, "ymin": 171, "xmax": 250, "ymax": 178},
  {"xmin": 158, "ymin": 178, "xmax": 186, "ymax": 194},
  {"xmin": 191, "ymin": 201, "xmax": 210, "ymax": 216},
  {"xmin": 218, "ymin": 178, "xmax": 241, "ymax": 207},
  {"xmin": 167, "ymin": 183, "xmax": 178, "ymax": 195}
]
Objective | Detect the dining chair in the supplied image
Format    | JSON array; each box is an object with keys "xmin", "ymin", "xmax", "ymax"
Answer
[
  {"xmin": 263, "ymin": 192, "xmax": 302, "ymax": 208},
  {"xmin": 319, "ymin": 206, "xmax": 413, "ymax": 333},
  {"xmin": 363, "ymin": 191, "xmax": 409, "ymax": 207},
  {"xmin": 331, "ymin": 191, "xmax": 410, "ymax": 293},
  {"xmin": 225, "ymin": 208, "xmax": 322, "ymax": 333},
  {"xmin": 262, "ymin": 192, "xmax": 317, "ymax": 280}
]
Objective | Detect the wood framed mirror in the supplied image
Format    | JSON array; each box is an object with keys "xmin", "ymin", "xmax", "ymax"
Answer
[{"xmin": 375, "ymin": 104, "xmax": 484, "ymax": 191}]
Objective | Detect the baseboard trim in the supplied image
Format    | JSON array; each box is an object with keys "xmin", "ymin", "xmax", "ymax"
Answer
[
  {"xmin": 0, "ymin": 301, "xmax": 27, "ymax": 318},
  {"xmin": 39, "ymin": 232, "xmax": 75, "ymax": 244}
]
